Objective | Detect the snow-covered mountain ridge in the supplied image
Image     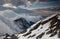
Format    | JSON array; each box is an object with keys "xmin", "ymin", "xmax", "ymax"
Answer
[
  {"xmin": 1, "ymin": 14, "xmax": 60, "ymax": 39},
  {"xmin": 16, "ymin": 14, "xmax": 60, "ymax": 39}
]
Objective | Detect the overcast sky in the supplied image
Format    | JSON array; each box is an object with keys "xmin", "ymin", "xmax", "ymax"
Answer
[{"xmin": 0, "ymin": 0, "xmax": 60, "ymax": 8}]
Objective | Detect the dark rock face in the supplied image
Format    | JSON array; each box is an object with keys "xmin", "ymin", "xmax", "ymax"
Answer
[
  {"xmin": 23, "ymin": 31, "xmax": 31, "ymax": 36},
  {"xmin": 29, "ymin": 21, "xmax": 34, "ymax": 25},
  {"xmin": 36, "ymin": 32, "xmax": 45, "ymax": 39},
  {"xmin": 4, "ymin": 34, "xmax": 18, "ymax": 39},
  {"xmin": 28, "ymin": 34, "xmax": 36, "ymax": 38},
  {"xmin": 14, "ymin": 17, "xmax": 35, "ymax": 34},
  {"xmin": 14, "ymin": 18, "xmax": 31, "ymax": 29}
]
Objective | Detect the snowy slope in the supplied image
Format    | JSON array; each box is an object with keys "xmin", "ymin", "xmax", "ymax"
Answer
[
  {"xmin": 17, "ymin": 14, "xmax": 60, "ymax": 39},
  {"xmin": 0, "ymin": 20, "xmax": 14, "ymax": 35}
]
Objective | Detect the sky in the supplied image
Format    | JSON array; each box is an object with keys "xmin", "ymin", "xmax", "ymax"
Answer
[
  {"xmin": 0, "ymin": 0, "xmax": 60, "ymax": 9},
  {"xmin": 18, "ymin": 1, "xmax": 60, "ymax": 10}
]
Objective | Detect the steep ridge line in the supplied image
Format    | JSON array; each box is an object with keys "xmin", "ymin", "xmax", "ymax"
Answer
[{"xmin": 18, "ymin": 14, "xmax": 58, "ymax": 37}]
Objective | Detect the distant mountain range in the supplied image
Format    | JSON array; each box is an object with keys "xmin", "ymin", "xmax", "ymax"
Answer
[
  {"xmin": 33, "ymin": 6, "xmax": 60, "ymax": 12},
  {"xmin": 0, "ymin": 9, "xmax": 44, "ymax": 37}
]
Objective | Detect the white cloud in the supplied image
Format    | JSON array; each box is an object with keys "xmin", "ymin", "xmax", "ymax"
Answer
[{"xmin": 2, "ymin": 3, "xmax": 17, "ymax": 9}]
